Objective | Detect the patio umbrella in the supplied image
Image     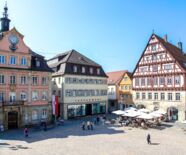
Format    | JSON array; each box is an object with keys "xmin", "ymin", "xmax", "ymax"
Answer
[
  {"xmin": 112, "ymin": 110, "xmax": 125, "ymax": 115},
  {"xmin": 137, "ymin": 113, "xmax": 153, "ymax": 120},
  {"xmin": 125, "ymin": 107, "xmax": 137, "ymax": 111},
  {"xmin": 154, "ymin": 109, "xmax": 166, "ymax": 115},
  {"xmin": 138, "ymin": 108, "xmax": 150, "ymax": 113},
  {"xmin": 150, "ymin": 112, "xmax": 163, "ymax": 118},
  {"xmin": 123, "ymin": 110, "xmax": 142, "ymax": 117}
]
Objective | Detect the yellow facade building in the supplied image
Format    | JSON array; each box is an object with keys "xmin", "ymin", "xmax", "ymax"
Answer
[{"xmin": 118, "ymin": 72, "xmax": 134, "ymax": 110}]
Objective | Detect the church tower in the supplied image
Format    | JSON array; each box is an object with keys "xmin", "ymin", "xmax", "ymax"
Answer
[{"xmin": 0, "ymin": 2, "xmax": 10, "ymax": 32}]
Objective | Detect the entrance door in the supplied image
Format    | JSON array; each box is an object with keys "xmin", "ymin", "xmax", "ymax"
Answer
[
  {"xmin": 8, "ymin": 111, "xmax": 18, "ymax": 129},
  {"xmin": 86, "ymin": 104, "xmax": 92, "ymax": 115}
]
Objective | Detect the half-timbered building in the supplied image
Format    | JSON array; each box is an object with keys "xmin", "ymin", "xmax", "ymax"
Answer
[{"xmin": 132, "ymin": 33, "xmax": 186, "ymax": 121}]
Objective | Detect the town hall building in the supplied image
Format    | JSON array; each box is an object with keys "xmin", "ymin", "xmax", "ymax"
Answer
[{"xmin": 132, "ymin": 33, "xmax": 186, "ymax": 121}]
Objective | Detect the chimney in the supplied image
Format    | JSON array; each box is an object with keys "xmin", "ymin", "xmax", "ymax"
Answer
[
  {"xmin": 164, "ymin": 34, "xmax": 168, "ymax": 42},
  {"xmin": 178, "ymin": 42, "xmax": 183, "ymax": 52}
]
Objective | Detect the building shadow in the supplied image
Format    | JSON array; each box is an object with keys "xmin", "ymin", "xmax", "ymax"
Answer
[{"xmin": 0, "ymin": 118, "xmax": 125, "ymax": 143}]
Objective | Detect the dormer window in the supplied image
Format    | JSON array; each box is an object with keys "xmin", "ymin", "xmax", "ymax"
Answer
[
  {"xmin": 21, "ymin": 57, "xmax": 27, "ymax": 66},
  {"xmin": 36, "ymin": 60, "xmax": 40, "ymax": 67},
  {"xmin": 97, "ymin": 68, "xmax": 100, "ymax": 75},
  {"xmin": 90, "ymin": 67, "xmax": 93, "ymax": 74},
  {"xmin": 73, "ymin": 65, "xmax": 77, "ymax": 73},
  {"xmin": 82, "ymin": 66, "xmax": 86, "ymax": 73}
]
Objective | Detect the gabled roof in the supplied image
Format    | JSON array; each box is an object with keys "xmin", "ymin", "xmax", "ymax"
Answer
[
  {"xmin": 106, "ymin": 70, "xmax": 128, "ymax": 85},
  {"xmin": 155, "ymin": 35, "xmax": 186, "ymax": 71},
  {"xmin": 132, "ymin": 34, "xmax": 186, "ymax": 76},
  {"xmin": 48, "ymin": 49, "xmax": 101, "ymax": 68}
]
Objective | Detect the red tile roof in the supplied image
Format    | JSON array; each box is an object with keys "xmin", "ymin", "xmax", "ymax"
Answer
[
  {"xmin": 155, "ymin": 34, "xmax": 186, "ymax": 71},
  {"xmin": 106, "ymin": 70, "xmax": 128, "ymax": 85}
]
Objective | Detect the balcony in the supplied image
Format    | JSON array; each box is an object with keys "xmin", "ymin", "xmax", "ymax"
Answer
[{"xmin": 0, "ymin": 100, "xmax": 25, "ymax": 106}]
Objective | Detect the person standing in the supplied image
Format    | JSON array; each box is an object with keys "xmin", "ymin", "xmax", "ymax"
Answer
[
  {"xmin": 24, "ymin": 127, "xmax": 29, "ymax": 138},
  {"xmin": 90, "ymin": 122, "xmax": 93, "ymax": 130},
  {"xmin": 147, "ymin": 134, "xmax": 151, "ymax": 144}
]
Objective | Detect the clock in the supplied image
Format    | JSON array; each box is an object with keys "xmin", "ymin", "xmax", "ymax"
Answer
[
  {"xmin": 9, "ymin": 34, "xmax": 19, "ymax": 45},
  {"xmin": 8, "ymin": 34, "xmax": 19, "ymax": 51}
]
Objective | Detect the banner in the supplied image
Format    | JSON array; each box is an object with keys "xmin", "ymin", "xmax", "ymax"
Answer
[
  {"xmin": 52, "ymin": 95, "xmax": 55, "ymax": 115},
  {"xmin": 55, "ymin": 96, "xmax": 59, "ymax": 117}
]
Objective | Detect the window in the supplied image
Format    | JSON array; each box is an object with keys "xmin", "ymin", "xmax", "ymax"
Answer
[
  {"xmin": 42, "ymin": 109, "xmax": 47, "ymax": 119},
  {"xmin": 167, "ymin": 77, "xmax": 172, "ymax": 85},
  {"xmin": 154, "ymin": 77, "xmax": 158, "ymax": 85},
  {"xmin": 42, "ymin": 91, "xmax": 47, "ymax": 100},
  {"xmin": 0, "ymin": 92, "xmax": 4, "ymax": 102},
  {"xmin": 146, "ymin": 57, "xmax": 149, "ymax": 61},
  {"xmin": 32, "ymin": 91, "xmax": 38, "ymax": 100},
  {"xmin": 21, "ymin": 76, "xmax": 27, "ymax": 85},
  {"xmin": 140, "ymin": 67, "xmax": 147, "ymax": 72},
  {"xmin": 82, "ymin": 66, "xmax": 86, "ymax": 73},
  {"xmin": 0, "ymin": 75, "xmax": 5, "ymax": 84},
  {"xmin": 9, "ymin": 92, "xmax": 16, "ymax": 102},
  {"xmin": 152, "ymin": 65, "xmax": 158, "ymax": 72},
  {"xmin": 164, "ymin": 64, "xmax": 172, "ymax": 70},
  {"xmin": 148, "ymin": 93, "xmax": 152, "ymax": 99},
  {"xmin": 159, "ymin": 54, "xmax": 163, "ymax": 59},
  {"xmin": 152, "ymin": 54, "xmax": 157, "ymax": 60},
  {"xmin": 89, "ymin": 68, "xmax": 93, "ymax": 74},
  {"xmin": 175, "ymin": 76, "xmax": 180, "ymax": 85},
  {"xmin": 168, "ymin": 93, "xmax": 172, "ymax": 101},
  {"xmin": 141, "ymin": 78, "xmax": 146, "ymax": 86},
  {"xmin": 160, "ymin": 77, "xmax": 165, "ymax": 85},
  {"xmin": 21, "ymin": 57, "xmax": 27, "ymax": 66},
  {"xmin": 124, "ymin": 77, "xmax": 128, "ymax": 81},
  {"xmin": 10, "ymin": 75, "xmax": 16, "ymax": 84},
  {"xmin": 10, "ymin": 56, "xmax": 16, "ymax": 65},
  {"xmin": 151, "ymin": 44, "xmax": 157, "ymax": 51},
  {"xmin": 142, "ymin": 93, "xmax": 146, "ymax": 100},
  {"xmin": 154, "ymin": 93, "xmax": 158, "ymax": 100},
  {"xmin": 73, "ymin": 65, "xmax": 77, "ymax": 73},
  {"xmin": 135, "ymin": 78, "xmax": 139, "ymax": 86},
  {"xmin": 20, "ymin": 92, "xmax": 27, "ymax": 101},
  {"xmin": 161, "ymin": 93, "xmax": 165, "ymax": 100},
  {"xmin": 32, "ymin": 76, "xmax": 38, "ymax": 85},
  {"xmin": 36, "ymin": 60, "xmax": 40, "ymax": 67},
  {"xmin": 176, "ymin": 93, "xmax": 180, "ymax": 101},
  {"xmin": 32, "ymin": 110, "xmax": 38, "ymax": 120},
  {"xmin": 147, "ymin": 78, "xmax": 151, "ymax": 85},
  {"xmin": 42, "ymin": 77, "xmax": 47, "ymax": 85},
  {"xmin": 0, "ymin": 55, "xmax": 6, "ymax": 64},
  {"xmin": 136, "ymin": 93, "xmax": 140, "ymax": 99},
  {"xmin": 97, "ymin": 68, "xmax": 100, "ymax": 75}
]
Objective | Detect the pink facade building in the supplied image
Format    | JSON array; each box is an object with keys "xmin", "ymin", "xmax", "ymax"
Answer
[{"xmin": 0, "ymin": 4, "xmax": 53, "ymax": 129}]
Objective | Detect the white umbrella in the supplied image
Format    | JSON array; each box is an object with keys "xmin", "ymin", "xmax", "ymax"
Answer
[
  {"xmin": 138, "ymin": 108, "xmax": 150, "ymax": 113},
  {"xmin": 125, "ymin": 107, "xmax": 137, "ymax": 111},
  {"xmin": 154, "ymin": 109, "xmax": 166, "ymax": 115},
  {"xmin": 150, "ymin": 112, "xmax": 163, "ymax": 118},
  {"xmin": 123, "ymin": 111, "xmax": 140, "ymax": 117},
  {"xmin": 112, "ymin": 110, "xmax": 125, "ymax": 115},
  {"xmin": 137, "ymin": 113, "xmax": 153, "ymax": 120}
]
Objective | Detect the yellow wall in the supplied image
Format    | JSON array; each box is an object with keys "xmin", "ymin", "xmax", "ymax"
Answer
[{"xmin": 118, "ymin": 73, "xmax": 133, "ymax": 104}]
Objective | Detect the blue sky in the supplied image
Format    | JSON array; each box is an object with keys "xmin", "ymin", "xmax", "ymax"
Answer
[{"xmin": 2, "ymin": 0, "xmax": 186, "ymax": 72}]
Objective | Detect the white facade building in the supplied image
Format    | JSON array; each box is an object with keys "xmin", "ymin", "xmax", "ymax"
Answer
[{"xmin": 132, "ymin": 34, "xmax": 186, "ymax": 121}]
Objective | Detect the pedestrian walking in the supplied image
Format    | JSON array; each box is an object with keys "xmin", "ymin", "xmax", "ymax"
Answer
[
  {"xmin": 24, "ymin": 127, "xmax": 29, "ymax": 138},
  {"xmin": 81, "ymin": 121, "xmax": 85, "ymax": 130},
  {"xmin": 87, "ymin": 121, "xmax": 91, "ymax": 130},
  {"xmin": 147, "ymin": 133, "xmax": 151, "ymax": 144},
  {"xmin": 90, "ymin": 122, "xmax": 93, "ymax": 130}
]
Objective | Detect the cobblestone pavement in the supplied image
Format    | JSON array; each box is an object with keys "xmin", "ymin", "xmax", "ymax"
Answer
[{"xmin": 0, "ymin": 116, "xmax": 186, "ymax": 155}]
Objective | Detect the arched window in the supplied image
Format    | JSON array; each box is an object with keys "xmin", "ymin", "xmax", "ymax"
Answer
[{"xmin": 21, "ymin": 57, "xmax": 27, "ymax": 66}]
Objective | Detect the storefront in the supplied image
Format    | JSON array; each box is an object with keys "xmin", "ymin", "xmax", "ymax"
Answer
[{"xmin": 67, "ymin": 102, "xmax": 106, "ymax": 119}]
